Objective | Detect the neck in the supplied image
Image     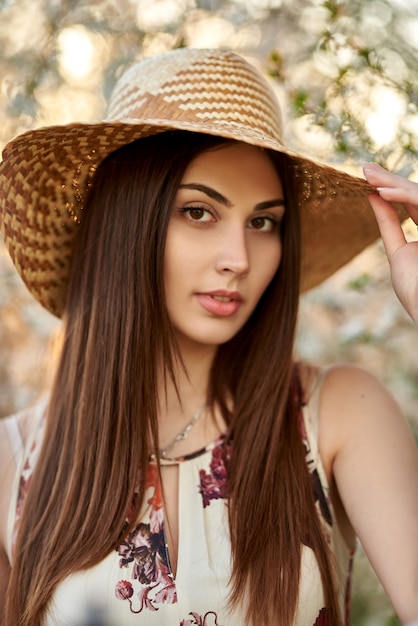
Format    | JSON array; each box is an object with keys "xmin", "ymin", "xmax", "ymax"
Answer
[
  {"xmin": 160, "ymin": 343, "xmax": 214, "ymax": 415},
  {"xmin": 157, "ymin": 339, "xmax": 221, "ymax": 456}
]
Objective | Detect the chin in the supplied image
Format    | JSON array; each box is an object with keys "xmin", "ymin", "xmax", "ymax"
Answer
[
  {"xmin": 184, "ymin": 334, "xmax": 234, "ymax": 348},
  {"xmin": 171, "ymin": 313, "xmax": 252, "ymax": 351},
  {"xmin": 175, "ymin": 326, "xmax": 243, "ymax": 350}
]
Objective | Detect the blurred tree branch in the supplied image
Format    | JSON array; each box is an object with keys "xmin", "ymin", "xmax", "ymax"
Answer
[{"xmin": 267, "ymin": 0, "xmax": 418, "ymax": 174}]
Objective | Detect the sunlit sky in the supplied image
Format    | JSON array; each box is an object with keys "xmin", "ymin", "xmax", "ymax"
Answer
[{"xmin": 58, "ymin": 27, "xmax": 96, "ymax": 82}]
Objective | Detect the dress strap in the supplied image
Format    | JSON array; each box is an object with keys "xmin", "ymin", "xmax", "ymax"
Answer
[
  {"xmin": 302, "ymin": 367, "xmax": 331, "ymax": 448},
  {"xmin": 3, "ymin": 414, "xmax": 24, "ymax": 464}
]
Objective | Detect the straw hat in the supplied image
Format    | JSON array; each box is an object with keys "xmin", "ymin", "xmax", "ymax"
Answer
[{"xmin": 0, "ymin": 47, "xmax": 384, "ymax": 317}]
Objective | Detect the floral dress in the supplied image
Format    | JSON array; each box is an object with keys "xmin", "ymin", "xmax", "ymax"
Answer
[{"xmin": 5, "ymin": 371, "xmax": 354, "ymax": 625}]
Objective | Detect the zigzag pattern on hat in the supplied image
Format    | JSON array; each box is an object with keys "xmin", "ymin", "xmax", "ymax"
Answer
[{"xmin": 107, "ymin": 50, "xmax": 283, "ymax": 142}]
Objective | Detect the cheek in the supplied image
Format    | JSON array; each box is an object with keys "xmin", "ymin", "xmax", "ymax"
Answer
[{"xmin": 164, "ymin": 226, "xmax": 200, "ymax": 293}]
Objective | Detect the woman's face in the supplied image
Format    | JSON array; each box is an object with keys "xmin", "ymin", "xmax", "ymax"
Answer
[{"xmin": 164, "ymin": 142, "xmax": 285, "ymax": 351}]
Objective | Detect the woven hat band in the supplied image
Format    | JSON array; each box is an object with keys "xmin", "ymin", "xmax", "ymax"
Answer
[{"xmin": 106, "ymin": 49, "xmax": 284, "ymax": 148}]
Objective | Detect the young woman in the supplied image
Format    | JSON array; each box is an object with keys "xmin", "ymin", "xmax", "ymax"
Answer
[{"xmin": 0, "ymin": 48, "xmax": 417, "ymax": 626}]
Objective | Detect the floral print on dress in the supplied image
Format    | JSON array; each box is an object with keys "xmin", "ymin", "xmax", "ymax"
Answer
[
  {"xmin": 311, "ymin": 468, "xmax": 333, "ymax": 527},
  {"xmin": 115, "ymin": 462, "xmax": 177, "ymax": 613},
  {"xmin": 313, "ymin": 607, "xmax": 328, "ymax": 625},
  {"xmin": 199, "ymin": 438, "xmax": 231, "ymax": 508},
  {"xmin": 180, "ymin": 611, "xmax": 222, "ymax": 625}
]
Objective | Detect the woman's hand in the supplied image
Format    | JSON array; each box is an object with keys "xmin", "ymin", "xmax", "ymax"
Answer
[{"xmin": 363, "ymin": 163, "xmax": 418, "ymax": 327}]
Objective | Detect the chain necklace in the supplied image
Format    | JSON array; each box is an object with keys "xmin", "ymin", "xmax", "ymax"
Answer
[{"xmin": 159, "ymin": 405, "xmax": 206, "ymax": 459}]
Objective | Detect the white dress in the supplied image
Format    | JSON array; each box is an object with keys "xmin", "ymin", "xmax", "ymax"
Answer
[{"xmin": 5, "ymin": 371, "xmax": 354, "ymax": 625}]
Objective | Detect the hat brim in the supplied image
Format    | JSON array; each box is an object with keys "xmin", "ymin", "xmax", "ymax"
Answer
[{"xmin": 0, "ymin": 118, "xmax": 397, "ymax": 317}]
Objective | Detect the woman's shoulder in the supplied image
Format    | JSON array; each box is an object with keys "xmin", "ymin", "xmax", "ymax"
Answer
[
  {"xmin": 316, "ymin": 362, "xmax": 402, "ymax": 431},
  {"xmin": 298, "ymin": 360, "xmax": 393, "ymax": 414},
  {"xmin": 298, "ymin": 362, "xmax": 406, "ymax": 549},
  {"xmin": 298, "ymin": 361, "xmax": 404, "ymax": 478},
  {"xmin": 307, "ymin": 360, "xmax": 415, "ymax": 505}
]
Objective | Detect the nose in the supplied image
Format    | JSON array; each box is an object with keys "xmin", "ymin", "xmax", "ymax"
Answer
[{"xmin": 215, "ymin": 226, "xmax": 250, "ymax": 276}]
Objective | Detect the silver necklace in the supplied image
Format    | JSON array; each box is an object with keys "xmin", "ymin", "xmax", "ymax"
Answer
[{"xmin": 160, "ymin": 405, "xmax": 206, "ymax": 459}]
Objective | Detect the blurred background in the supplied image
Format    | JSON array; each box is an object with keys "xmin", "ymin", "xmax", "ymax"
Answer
[{"xmin": 0, "ymin": 0, "xmax": 417, "ymax": 623}]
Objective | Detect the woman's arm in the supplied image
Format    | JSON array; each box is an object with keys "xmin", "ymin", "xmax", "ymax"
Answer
[
  {"xmin": 363, "ymin": 163, "xmax": 418, "ymax": 327},
  {"xmin": 319, "ymin": 364, "xmax": 418, "ymax": 623}
]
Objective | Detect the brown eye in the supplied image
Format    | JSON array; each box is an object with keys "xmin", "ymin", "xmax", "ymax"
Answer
[
  {"xmin": 189, "ymin": 208, "xmax": 205, "ymax": 220},
  {"xmin": 181, "ymin": 206, "xmax": 214, "ymax": 223},
  {"xmin": 249, "ymin": 216, "xmax": 277, "ymax": 232},
  {"xmin": 251, "ymin": 217, "xmax": 266, "ymax": 230}
]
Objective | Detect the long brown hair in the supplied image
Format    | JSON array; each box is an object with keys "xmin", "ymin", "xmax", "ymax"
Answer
[{"xmin": 6, "ymin": 131, "xmax": 341, "ymax": 625}]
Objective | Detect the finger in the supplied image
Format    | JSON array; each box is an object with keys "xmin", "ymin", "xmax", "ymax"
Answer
[
  {"xmin": 363, "ymin": 164, "xmax": 418, "ymax": 205},
  {"xmin": 363, "ymin": 162, "xmax": 400, "ymax": 187},
  {"xmin": 368, "ymin": 193, "xmax": 407, "ymax": 260},
  {"xmin": 376, "ymin": 185, "xmax": 418, "ymax": 211}
]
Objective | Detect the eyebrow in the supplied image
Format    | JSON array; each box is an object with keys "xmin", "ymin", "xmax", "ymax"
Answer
[{"xmin": 178, "ymin": 183, "xmax": 285, "ymax": 211}]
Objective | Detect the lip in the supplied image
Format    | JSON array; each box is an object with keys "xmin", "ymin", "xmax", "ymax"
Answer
[{"xmin": 195, "ymin": 290, "xmax": 244, "ymax": 317}]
